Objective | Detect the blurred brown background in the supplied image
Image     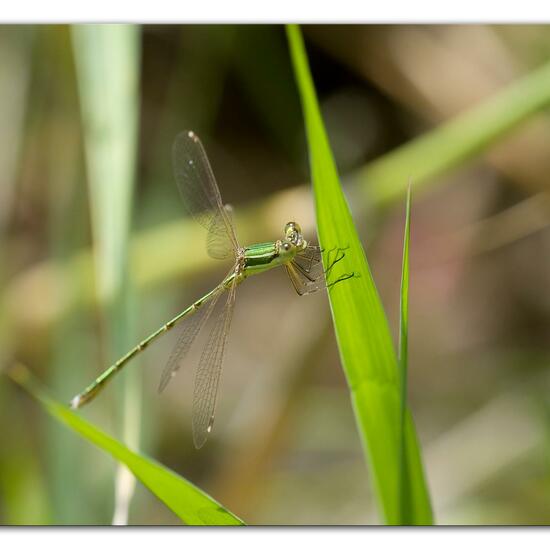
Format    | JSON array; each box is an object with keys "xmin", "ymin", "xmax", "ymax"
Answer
[{"xmin": 1, "ymin": 25, "xmax": 550, "ymax": 525}]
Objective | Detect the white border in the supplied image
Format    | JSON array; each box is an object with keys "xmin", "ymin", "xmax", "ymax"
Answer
[
  {"xmin": 2, "ymin": 1, "xmax": 550, "ymax": 544},
  {"xmin": 1, "ymin": 528, "xmax": 548, "ymax": 550},
  {"xmin": 1, "ymin": 1, "xmax": 550, "ymax": 23}
]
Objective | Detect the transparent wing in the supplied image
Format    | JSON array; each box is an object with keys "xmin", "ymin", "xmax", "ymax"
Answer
[
  {"xmin": 172, "ymin": 130, "xmax": 239, "ymax": 257},
  {"xmin": 206, "ymin": 205, "xmax": 236, "ymax": 260},
  {"xmin": 192, "ymin": 277, "xmax": 238, "ymax": 449},
  {"xmin": 285, "ymin": 262, "xmax": 324, "ymax": 296},
  {"xmin": 288, "ymin": 245, "xmax": 354, "ymax": 295},
  {"xmin": 284, "ymin": 245, "xmax": 327, "ymax": 296},
  {"xmin": 292, "ymin": 245, "xmax": 324, "ymax": 280},
  {"xmin": 158, "ymin": 285, "xmax": 226, "ymax": 394}
]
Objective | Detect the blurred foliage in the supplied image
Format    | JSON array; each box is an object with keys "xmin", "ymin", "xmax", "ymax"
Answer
[
  {"xmin": 1, "ymin": 24, "xmax": 550, "ymax": 525},
  {"xmin": 72, "ymin": 24, "xmax": 140, "ymax": 524}
]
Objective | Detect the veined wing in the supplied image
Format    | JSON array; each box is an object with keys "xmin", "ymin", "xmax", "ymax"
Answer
[
  {"xmin": 285, "ymin": 262, "xmax": 324, "ymax": 296},
  {"xmin": 173, "ymin": 131, "xmax": 239, "ymax": 258},
  {"xmin": 285, "ymin": 245, "xmax": 325, "ymax": 296},
  {"xmin": 158, "ymin": 284, "xmax": 226, "ymax": 394},
  {"xmin": 293, "ymin": 245, "xmax": 324, "ymax": 279},
  {"xmin": 192, "ymin": 276, "xmax": 238, "ymax": 449},
  {"xmin": 207, "ymin": 204, "xmax": 236, "ymax": 260}
]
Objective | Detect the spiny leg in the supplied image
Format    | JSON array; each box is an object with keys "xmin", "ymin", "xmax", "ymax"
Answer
[
  {"xmin": 323, "ymin": 246, "xmax": 349, "ymax": 278},
  {"xmin": 326, "ymin": 271, "xmax": 356, "ymax": 289},
  {"xmin": 286, "ymin": 245, "xmax": 356, "ymax": 296},
  {"xmin": 323, "ymin": 246, "xmax": 356, "ymax": 290}
]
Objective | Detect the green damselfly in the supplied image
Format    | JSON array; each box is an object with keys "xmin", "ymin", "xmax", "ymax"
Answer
[{"xmin": 71, "ymin": 130, "xmax": 351, "ymax": 448}]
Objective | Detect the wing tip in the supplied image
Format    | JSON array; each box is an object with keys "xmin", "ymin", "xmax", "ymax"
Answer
[
  {"xmin": 193, "ymin": 432, "xmax": 207, "ymax": 450},
  {"xmin": 192, "ymin": 415, "xmax": 215, "ymax": 449},
  {"xmin": 173, "ymin": 129, "xmax": 198, "ymax": 150}
]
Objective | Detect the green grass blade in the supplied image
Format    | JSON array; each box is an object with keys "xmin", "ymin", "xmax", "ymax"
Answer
[
  {"xmin": 72, "ymin": 24, "xmax": 140, "ymax": 523},
  {"xmin": 72, "ymin": 24, "xmax": 139, "ymax": 308},
  {"xmin": 398, "ymin": 184, "xmax": 412, "ymax": 522},
  {"xmin": 399, "ymin": 186, "xmax": 411, "ymax": 392},
  {"xmin": 7, "ymin": 365, "xmax": 244, "ymax": 526},
  {"xmin": 286, "ymin": 24, "xmax": 432, "ymax": 525},
  {"xmin": 360, "ymin": 58, "xmax": 550, "ymax": 208}
]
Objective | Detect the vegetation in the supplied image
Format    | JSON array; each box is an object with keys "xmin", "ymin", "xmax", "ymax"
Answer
[{"xmin": 2, "ymin": 24, "xmax": 550, "ymax": 525}]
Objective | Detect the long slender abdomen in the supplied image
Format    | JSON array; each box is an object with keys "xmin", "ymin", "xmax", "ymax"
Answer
[{"xmin": 69, "ymin": 290, "xmax": 218, "ymax": 409}]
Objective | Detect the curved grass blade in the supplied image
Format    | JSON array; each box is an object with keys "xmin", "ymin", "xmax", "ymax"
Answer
[
  {"xmin": 361, "ymin": 58, "xmax": 550, "ymax": 208},
  {"xmin": 398, "ymin": 183, "xmax": 412, "ymax": 522},
  {"xmin": 286, "ymin": 25, "xmax": 432, "ymax": 525},
  {"xmin": 72, "ymin": 24, "xmax": 141, "ymax": 524},
  {"xmin": 7, "ymin": 364, "xmax": 244, "ymax": 526}
]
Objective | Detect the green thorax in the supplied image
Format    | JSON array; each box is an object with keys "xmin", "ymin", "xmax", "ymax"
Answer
[
  {"xmin": 239, "ymin": 236, "xmax": 304, "ymax": 281},
  {"xmin": 243, "ymin": 241, "xmax": 287, "ymax": 276},
  {"xmin": 244, "ymin": 241, "xmax": 278, "ymax": 266}
]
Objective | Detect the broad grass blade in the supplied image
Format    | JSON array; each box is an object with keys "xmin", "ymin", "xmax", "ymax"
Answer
[
  {"xmin": 287, "ymin": 25, "xmax": 432, "ymax": 525},
  {"xmin": 8, "ymin": 365, "xmax": 244, "ymax": 526}
]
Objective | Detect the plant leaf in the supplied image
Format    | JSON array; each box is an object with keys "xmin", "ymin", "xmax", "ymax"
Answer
[
  {"xmin": 361, "ymin": 58, "xmax": 550, "ymax": 207},
  {"xmin": 72, "ymin": 23, "xmax": 141, "ymax": 523},
  {"xmin": 398, "ymin": 183, "xmax": 412, "ymax": 521},
  {"xmin": 7, "ymin": 364, "xmax": 244, "ymax": 526},
  {"xmin": 286, "ymin": 25, "xmax": 432, "ymax": 525}
]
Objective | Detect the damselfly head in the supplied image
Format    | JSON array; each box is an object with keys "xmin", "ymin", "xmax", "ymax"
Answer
[
  {"xmin": 284, "ymin": 221, "xmax": 306, "ymax": 249},
  {"xmin": 276, "ymin": 222, "xmax": 307, "ymax": 263}
]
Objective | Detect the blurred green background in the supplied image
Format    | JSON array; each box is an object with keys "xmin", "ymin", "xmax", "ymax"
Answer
[{"xmin": 1, "ymin": 24, "xmax": 550, "ymax": 525}]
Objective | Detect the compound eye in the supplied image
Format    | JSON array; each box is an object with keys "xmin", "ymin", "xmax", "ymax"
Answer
[
  {"xmin": 285, "ymin": 221, "xmax": 301, "ymax": 234},
  {"xmin": 282, "ymin": 242, "xmax": 291, "ymax": 251},
  {"xmin": 284, "ymin": 221, "xmax": 302, "ymax": 244}
]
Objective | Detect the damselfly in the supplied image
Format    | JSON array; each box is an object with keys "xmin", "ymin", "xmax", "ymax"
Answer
[{"xmin": 70, "ymin": 130, "xmax": 352, "ymax": 448}]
